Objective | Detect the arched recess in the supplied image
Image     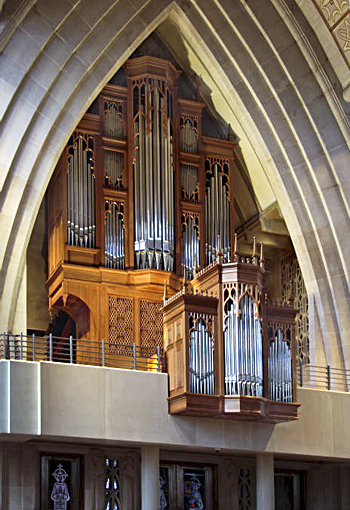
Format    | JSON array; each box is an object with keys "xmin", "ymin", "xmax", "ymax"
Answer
[
  {"xmin": 49, "ymin": 309, "xmax": 77, "ymax": 363},
  {"xmin": 51, "ymin": 294, "xmax": 91, "ymax": 340},
  {"xmin": 0, "ymin": 0, "xmax": 349, "ymax": 370}
]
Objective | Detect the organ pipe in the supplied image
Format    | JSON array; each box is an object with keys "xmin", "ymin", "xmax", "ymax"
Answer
[
  {"xmin": 133, "ymin": 79, "xmax": 175, "ymax": 271},
  {"xmin": 205, "ymin": 160, "xmax": 231, "ymax": 264},
  {"xmin": 224, "ymin": 291, "xmax": 263, "ymax": 397},
  {"xmin": 268, "ymin": 329, "xmax": 293, "ymax": 402},
  {"xmin": 181, "ymin": 215, "xmax": 200, "ymax": 280},
  {"xmin": 105, "ymin": 201, "xmax": 125, "ymax": 269},
  {"xmin": 67, "ymin": 134, "xmax": 96, "ymax": 248},
  {"xmin": 189, "ymin": 315, "xmax": 215, "ymax": 395}
]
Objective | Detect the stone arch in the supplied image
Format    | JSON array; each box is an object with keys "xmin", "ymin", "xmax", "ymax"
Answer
[{"xmin": 0, "ymin": 0, "xmax": 349, "ymax": 370}]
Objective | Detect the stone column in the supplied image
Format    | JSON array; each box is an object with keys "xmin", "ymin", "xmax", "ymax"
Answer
[
  {"xmin": 256, "ymin": 453, "xmax": 274, "ymax": 510},
  {"xmin": 141, "ymin": 445, "xmax": 159, "ymax": 510}
]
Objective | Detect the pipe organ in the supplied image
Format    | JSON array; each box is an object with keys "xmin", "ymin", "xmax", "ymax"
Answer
[
  {"xmin": 47, "ymin": 55, "xmax": 299, "ymax": 423},
  {"xmin": 163, "ymin": 237, "xmax": 299, "ymax": 423}
]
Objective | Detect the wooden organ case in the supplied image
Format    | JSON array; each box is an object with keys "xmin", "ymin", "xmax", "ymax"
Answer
[{"xmin": 47, "ymin": 56, "xmax": 299, "ymax": 422}]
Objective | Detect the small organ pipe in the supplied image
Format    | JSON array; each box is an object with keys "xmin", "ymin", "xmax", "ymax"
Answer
[
  {"xmin": 189, "ymin": 315, "xmax": 215, "ymax": 395},
  {"xmin": 67, "ymin": 134, "xmax": 95, "ymax": 249},
  {"xmin": 268, "ymin": 330, "xmax": 292, "ymax": 402},
  {"xmin": 205, "ymin": 161, "xmax": 231, "ymax": 264}
]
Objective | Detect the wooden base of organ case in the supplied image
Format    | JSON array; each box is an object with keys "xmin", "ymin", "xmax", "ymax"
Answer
[{"xmin": 47, "ymin": 262, "xmax": 181, "ymax": 354}]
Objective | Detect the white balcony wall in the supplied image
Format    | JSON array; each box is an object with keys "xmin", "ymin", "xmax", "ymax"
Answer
[{"xmin": 1, "ymin": 360, "xmax": 350, "ymax": 460}]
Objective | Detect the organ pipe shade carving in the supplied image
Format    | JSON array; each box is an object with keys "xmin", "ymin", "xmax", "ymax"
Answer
[
  {"xmin": 105, "ymin": 200, "xmax": 125, "ymax": 269},
  {"xmin": 109, "ymin": 297, "xmax": 133, "ymax": 348},
  {"xmin": 181, "ymin": 213, "xmax": 200, "ymax": 280},
  {"xmin": 180, "ymin": 116, "xmax": 198, "ymax": 153},
  {"xmin": 238, "ymin": 468, "xmax": 253, "ymax": 510},
  {"xmin": 105, "ymin": 459, "xmax": 121, "ymax": 510},
  {"xmin": 67, "ymin": 133, "xmax": 96, "ymax": 248},
  {"xmin": 140, "ymin": 300, "xmax": 163, "ymax": 348},
  {"xmin": 103, "ymin": 99, "xmax": 124, "ymax": 139},
  {"xmin": 180, "ymin": 164, "xmax": 199, "ymax": 202},
  {"xmin": 104, "ymin": 150, "xmax": 124, "ymax": 189},
  {"xmin": 205, "ymin": 158, "xmax": 231, "ymax": 264},
  {"xmin": 223, "ymin": 286, "xmax": 263, "ymax": 397},
  {"xmin": 133, "ymin": 78, "xmax": 175, "ymax": 271},
  {"xmin": 189, "ymin": 313, "xmax": 215, "ymax": 395},
  {"xmin": 268, "ymin": 328, "xmax": 293, "ymax": 402}
]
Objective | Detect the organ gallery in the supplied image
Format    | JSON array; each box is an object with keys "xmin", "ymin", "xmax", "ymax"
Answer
[{"xmin": 47, "ymin": 55, "xmax": 299, "ymax": 422}]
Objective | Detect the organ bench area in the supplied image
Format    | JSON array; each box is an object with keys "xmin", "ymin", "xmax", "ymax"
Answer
[{"xmin": 47, "ymin": 55, "xmax": 300, "ymax": 423}]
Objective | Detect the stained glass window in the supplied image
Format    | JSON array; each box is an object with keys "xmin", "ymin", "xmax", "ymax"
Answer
[
  {"xmin": 105, "ymin": 459, "xmax": 121, "ymax": 510},
  {"xmin": 183, "ymin": 468, "xmax": 206, "ymax": 510}
]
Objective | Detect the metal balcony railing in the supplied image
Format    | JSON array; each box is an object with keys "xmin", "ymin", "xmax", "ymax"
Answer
[
  {"xmin": 1, "ymin": 334, "xmax": 350, "ymax": 393},
  {"xmin": 298, "ymin": 362, "xmax": 350, "ymax": 393},
  {"xmin": 0, "ymin": 333, "xmax": 165, "ymax": 372}
]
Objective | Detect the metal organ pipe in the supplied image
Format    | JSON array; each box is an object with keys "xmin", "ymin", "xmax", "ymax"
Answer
[
  {"xmin": 224, "ymin": 291, "xmax": 263, "ymax": 397},
  {"xmin": 268, "ymin": 330, "xmax": 292, "ymax": 402},
  {"xmin": 181, "ymin": 216, "xmax": 200, "ymax": 280},
  {"xmin": 104, "ymin": 202, "xmax": 125, "ymax": 269},
  {"xmin": 189, "ymin": 315, "xmax": 215, "ymax": 395},
  {"xmin": 133, "ymin": 81, "xmax": 174, "ymax": 271},
  {"xmin": 205, "ymin": 161, "xmax": 231, "ymax": 265},
  {"xmin": 67, "ymin": 135, "xmax": 96, "ymax": 249}
]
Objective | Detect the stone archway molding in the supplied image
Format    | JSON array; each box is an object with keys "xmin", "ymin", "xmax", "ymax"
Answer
[{"xmin": 0, "ymin": 0, "xmax": 349, "ymax": 372}]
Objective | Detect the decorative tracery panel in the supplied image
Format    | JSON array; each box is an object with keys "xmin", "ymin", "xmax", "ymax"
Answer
[
  {"xmin": 109, "ymin": 297, "xmax": 133, "ymax": 348},
  {"xmin": 280, "ymin": 253, "xmax": 309, "ymax": 364},
  {"xmin": 105, "ymin": 459, "xmax": 121, "ymax": 510},
  {"xmin": 140, "ymin": 300, "xmax": 163, "ymax": 348},
  {"xmin": 105, "ymin": 200, "xmax": 125, "ymax": 269},
  {"xmin": 180, "ymin": 163, "xmax": 199, "ymax": 202},
  {"xmin": 67, "ymin": 132, "xmax": 96, "ymax": 248},
  {"xmin": 181, "ymin": 212, "xmax": 200, "ymax": 280},
  {"xmin": 238, "ymin": 467, "xmax": 252, "ymax": 510},
  {"xmin": 180, "ymin": 115, "xmax": 199, "ymax": 153},
  {"xmin": 205, "ymin": 157, "xmax": 231, "ymax": 264},
  {"xmin": 104, "ymin": 150, "xmax": 124, "ymax": 189},
  {"xmin": 103, "ymin": 98, "xmax": 125, "ymax": 139}
]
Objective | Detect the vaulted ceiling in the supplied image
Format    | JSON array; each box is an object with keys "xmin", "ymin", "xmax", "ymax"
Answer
[{"xmin": 0, "ymin": 0, "xmax": 349, "ymax": 369}]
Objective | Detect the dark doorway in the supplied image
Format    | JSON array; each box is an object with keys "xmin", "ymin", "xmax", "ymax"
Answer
[
  {"xmin": 51, "ymin": 310, "xmax": 77, "ymax": 363},
  {"xmin": 275, "ymin": 472, "xmax": 305, "ymax": 510}
]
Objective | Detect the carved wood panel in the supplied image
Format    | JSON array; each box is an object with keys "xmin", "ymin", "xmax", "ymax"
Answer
[
  {"xmin": 140, "ymin": 300, "xmax": 163, "ymax": 348},
  {"xmin": 109, "ymin": 296, "xmax": 133, "ymax": 349}
]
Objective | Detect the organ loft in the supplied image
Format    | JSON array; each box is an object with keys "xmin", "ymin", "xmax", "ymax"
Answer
[{"xmin": 47, "ymin": 55, "xmax": 300, "ymax": 423}]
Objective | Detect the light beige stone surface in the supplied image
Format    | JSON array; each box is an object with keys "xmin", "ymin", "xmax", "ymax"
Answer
[
  {"xmin": 256, "ymin": 453, "xmax": 274, "ymax": 510},
  {"xmin": 141, "ymin": 446, "xmax": 160, "ymax": 510},
  {"xmin": 2, "ymin": 360, "xmax": 350, "ymax": 460},
  {"xmin": 0, "ymin": 1, "xmax": 349, "ymax": 380}
]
